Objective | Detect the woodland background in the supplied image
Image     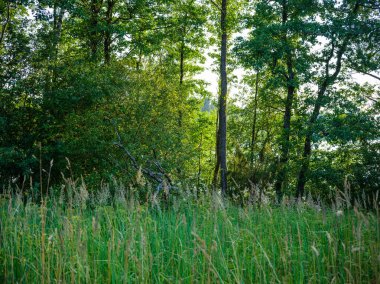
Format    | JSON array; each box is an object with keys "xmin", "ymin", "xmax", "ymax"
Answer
[{"xmin": 1, "ymin": 0, "xmax": 379, "ymax": 204}]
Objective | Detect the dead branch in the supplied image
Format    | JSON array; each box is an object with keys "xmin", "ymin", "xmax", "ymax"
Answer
[{"xmin": 113, "ymin": 122, "xmax": 175, "ymax": 192}]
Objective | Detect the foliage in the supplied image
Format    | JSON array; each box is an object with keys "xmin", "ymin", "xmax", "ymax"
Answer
[{"xmin": 0, "ymin": 0, "xmax": 379, "ymax": 201}]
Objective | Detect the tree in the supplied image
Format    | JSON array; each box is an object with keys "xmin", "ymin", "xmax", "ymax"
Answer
[
  {"xmin": 217, "ymin": 0, "xmax": 228, "ymax": 195},
  {"xmin": 235, "ymin": 0, "xmax": 318, "ymax": 201},
  {"xmin": 295, "ymin": 0, "xmax": 380, "ymax": 198}
]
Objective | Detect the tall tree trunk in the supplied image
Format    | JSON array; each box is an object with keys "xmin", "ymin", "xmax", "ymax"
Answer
[
  {"xmin": 216, "ymin": 0, "xmax": 228, "ymax": 196},
  {"xmin": 179, "ymin": 42, "xmax": 184, "ymax": 86},
  {"xmin": 274, "ymin": 83, "xmax": 294, "ymax": 202},
  {"xmin": 136, "ymin": 33, "xmax": 142, "ymax": 71},
  {"xmin": 295, "ymin": 1, "xmax": 360, "ymax": 198},
  {"xmin": 250, "ymin": 72, "xmax": 259, "ymax": 166},
  {"xmin": 45, "ymin": 2, "xmax": 65, "ymax": 94},
  {"xmin": 104, "ymin": 0, "xmax": 115, "ymax": 64},
  {"xmin": 212, "ymin": 113, "xmax": 220, "ymax": 186},
  {"xmin": 178, "ymin": 40, "xmax": 185, "ymax": 127},
  {"xmin": 197, "ymin": 131, "xmax": 203, "ymax": 190},
  {"xmin": 52, "ymin": 4, "xmax": 65, "ymax": 84},
  {"xmin": 274, "ymin": 0, "xmax": 295, "ymax": 203},
  {"xmin": 259, "ymin": 131, "xmax": 269, "ymax": 164},
  {"xmin": 53, "ymin": 7, "xmax": 64, "ymax": 54},
  {"xmin": 296, "ymin": 90, "xmax": 324, "ymax": 198},
  {"xmin": 89, "ymin": 0, "xmax": 103, "ymax": 60}
]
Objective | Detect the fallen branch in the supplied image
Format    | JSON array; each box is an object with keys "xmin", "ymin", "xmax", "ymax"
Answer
[{"xmin": 113, "ymin": 123, "xmax": 175, "ymax": 193}]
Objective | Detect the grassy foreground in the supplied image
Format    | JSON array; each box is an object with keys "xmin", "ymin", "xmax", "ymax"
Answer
[{"xmin": 1, "ymin": 194, "xmax": 379, "ymax": 283}]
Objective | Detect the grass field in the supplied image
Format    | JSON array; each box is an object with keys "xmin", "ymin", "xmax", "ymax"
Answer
[{"xmin": 1, "ymin": 191, "xmax": 379, "ymax": 283}]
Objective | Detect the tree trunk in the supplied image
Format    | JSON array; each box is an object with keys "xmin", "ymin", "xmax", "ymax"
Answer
[
  {"xmin": 212, "ymin": 114, "xmax": 220, "ymax": 186},
  {"xmin": 274, "ymin": 0, "xmax": 295, "ymax": 203},
  {"xmin": 197, "ymin": 131, "xmax": 203, "ymax": 190},
  {"xmin": 178, "ymin": 40, "xmax": 185, "ymax": 127},
  {"xmin": 259, "ymin": 131, "xmax": 269, "ymax": 164},
  {"xmin": 296, "ymin": 85, "xmax": 325, "ymax": 198},
  {"xmin": 274, "ymin": 83, "xmax": 294, "ymax": 202},
  {"xmin": 52, "ymin": 4, "xmax": 65, "ymax": 84},
  {"xmin": 104, "ymin": 0, "xmax": 115, "ymax": 64},
  {"xmin": 136, "ymin": 33, "xmax": 142, "ymax": 71},
  {"xmin": 89, "ymin": 0, "xmax": 103, "ymax": 60},
  {"xmin": 217, "ymin": 0, "xmax": 228, "ymax": 196},
  {"xmin": 295, "ymin": 0, "xmax": 360, "ymax": 198},
  {"xmin": 250, "ymin": 72, "xmax": 259, "ymax": 166},
  {"xmin": 53, "ymin": 7, "xmax": 64, "ymax": 53}
]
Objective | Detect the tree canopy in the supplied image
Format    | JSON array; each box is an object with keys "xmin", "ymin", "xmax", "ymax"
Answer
[{"xmin": 1, "ymin": 0, "xmax": 379, "ymax": 204}]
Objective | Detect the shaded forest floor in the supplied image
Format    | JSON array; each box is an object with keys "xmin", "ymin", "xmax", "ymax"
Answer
[{"xmin": 1, "ymin": 190, "xmax": 379, "ymax": 283}]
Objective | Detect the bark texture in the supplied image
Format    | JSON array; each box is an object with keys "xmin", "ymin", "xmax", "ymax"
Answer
[{"xmin": 217, "ymin": 0, "xmax": 228, "ymax": 196}]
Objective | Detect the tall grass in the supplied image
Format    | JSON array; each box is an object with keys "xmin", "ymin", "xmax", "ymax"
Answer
[{"xmin": 0, "ymin": 184, "xmax": 379, "ymax": 283}]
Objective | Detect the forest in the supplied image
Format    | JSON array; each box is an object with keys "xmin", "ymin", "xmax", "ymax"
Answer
[{"xmin": 1, "ymin": 0, "xmax": 380, "ymax": 283}]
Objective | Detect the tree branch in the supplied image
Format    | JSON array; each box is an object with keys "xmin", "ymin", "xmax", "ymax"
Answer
[
  {"xmin": 112, "ymin": 122, "xmax": 174, "ymax": 191},
  {"xmin": 209, "ymin": 0, "xmax": 222, "ymax": 11},
  {"xmin": 352, "ymin": 68, "xmax": 380, "ymax": 81}
]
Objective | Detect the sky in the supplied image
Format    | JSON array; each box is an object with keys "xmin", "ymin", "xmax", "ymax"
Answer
[{"xmin": 198, "ymin": 52, "xmax": 379, "ymax": 104}]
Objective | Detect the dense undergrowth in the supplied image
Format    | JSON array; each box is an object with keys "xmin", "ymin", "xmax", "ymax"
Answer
[{"xmin": 1, "ymin": 184, "xmax": 379, "ymax": 284}]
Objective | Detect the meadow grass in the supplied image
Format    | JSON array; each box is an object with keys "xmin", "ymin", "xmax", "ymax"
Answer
[{"xmin": 0, "ymin": 190, "xmax": 379, "ymax": 283}]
